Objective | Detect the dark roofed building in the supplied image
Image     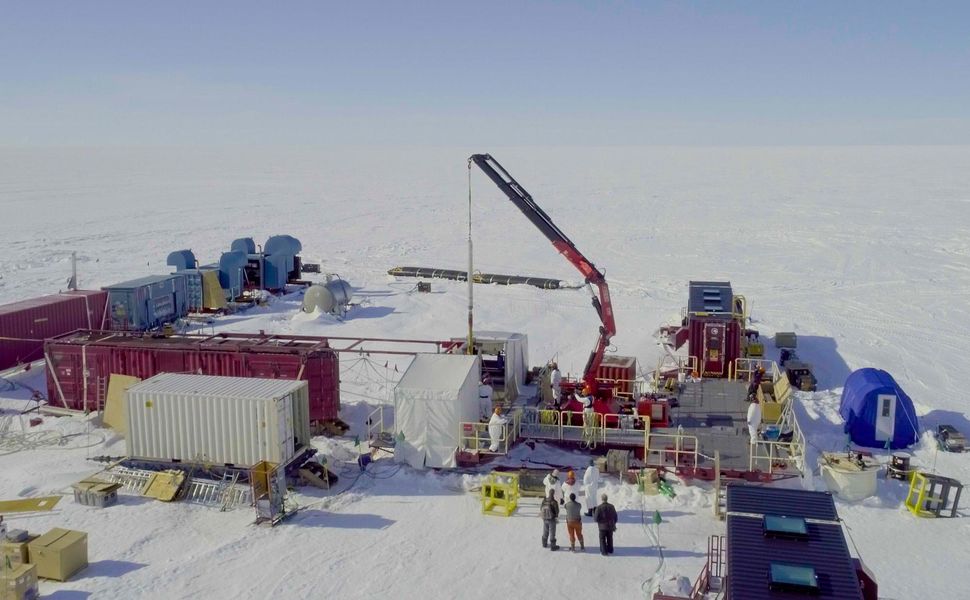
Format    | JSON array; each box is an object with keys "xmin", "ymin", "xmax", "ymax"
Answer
[{"xmin": 725, "ymin": 484, "xmax": 866, "ymax": 600}]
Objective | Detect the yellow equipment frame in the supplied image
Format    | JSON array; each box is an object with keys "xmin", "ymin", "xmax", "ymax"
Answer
[{"xmin": 481, "ymin": 472, "xmax": 520, "ymax": 517}]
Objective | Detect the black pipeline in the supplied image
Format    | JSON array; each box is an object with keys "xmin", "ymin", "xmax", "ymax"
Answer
[{"xmin": 387, "ymin": 266, "xmax": 573, "ymax": 290}]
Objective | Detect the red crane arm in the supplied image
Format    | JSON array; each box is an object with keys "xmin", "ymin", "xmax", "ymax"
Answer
[{"xmin": 469, "ymin": 154, "xmax": 616, "ymax": 391}]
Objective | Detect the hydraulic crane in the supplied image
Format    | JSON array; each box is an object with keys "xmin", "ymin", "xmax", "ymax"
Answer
[{"xmin": 468, "ymin": 153, "xmax": 617, "ymax": 395}]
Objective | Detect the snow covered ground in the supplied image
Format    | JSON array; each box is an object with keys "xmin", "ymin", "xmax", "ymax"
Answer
[{"xmin": 1, "ymin": 146, "xmax": 969, "ymax": 598}]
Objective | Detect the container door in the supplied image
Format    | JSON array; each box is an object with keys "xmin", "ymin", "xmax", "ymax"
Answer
[
  {"xmin": 702, "ymin": 323, "xmax": 726, "ymax": 376},
  {"xmin": 277, "ymin": 396, "xmax": 294, "ymax": 460},
  {"xmin": 875, "ymin": 394, "xmax": 896, "ymax": 442}
]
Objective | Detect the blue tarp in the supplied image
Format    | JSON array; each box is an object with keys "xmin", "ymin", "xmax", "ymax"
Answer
[{"xmin": 839, "ymin": 368, "xmax": 919, "ymax": 449}]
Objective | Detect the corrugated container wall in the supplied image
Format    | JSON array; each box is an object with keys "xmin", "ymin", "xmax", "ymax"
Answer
[
  {"xmin": 44, "ymin": 330, "xmax": 340, "ymax": 425},
  {"xmin": 0, "ymin": 291, "xmax": 108, "ymax": 372},
  {"xmin": 125, "ymin": 374, "xmax": 310, "ymax": 467}
]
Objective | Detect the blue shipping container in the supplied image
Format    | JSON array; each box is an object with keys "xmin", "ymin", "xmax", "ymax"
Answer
[{"xmin": 103, "ymin": 274, "xmax": 188, "ymax": 331}]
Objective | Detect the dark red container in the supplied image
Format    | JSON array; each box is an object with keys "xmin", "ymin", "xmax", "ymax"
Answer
[
  {"xmin": 44, "ymin": 330, "xmax": 340, "ymax": 426},
  {"xmin": 0, "ymin": 291, "xmax": 108, "ymax": 372},
  {"xmin": 688, "ymin": 317, "xmax": 741, "ymax": 378}
]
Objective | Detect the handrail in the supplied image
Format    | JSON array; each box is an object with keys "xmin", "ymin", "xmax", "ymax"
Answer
[
  {"xmin": 366, "ymin": 405, "xmax": 389, "ymax": 442},
  {"xmin": 748, "ymin": 395, "xmax": 806, "ymax": 475}
]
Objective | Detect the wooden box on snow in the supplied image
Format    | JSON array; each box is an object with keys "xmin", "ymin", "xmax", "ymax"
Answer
[
  {"xmin": 1, "ymin": 535, "xmax": 38, "ymax": 568},
  {"xmin": 27, "ymin": 528, "xmax": 87, "ymax": 581},
  {"xmin": 0, "ymin": 563, "xmax": 38, "ymax": 600}
]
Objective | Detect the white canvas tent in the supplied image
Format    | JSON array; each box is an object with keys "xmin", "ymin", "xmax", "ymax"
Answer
[{"xmin": 394, "ymin": 354, "xmax": 481, "ymax": 469}]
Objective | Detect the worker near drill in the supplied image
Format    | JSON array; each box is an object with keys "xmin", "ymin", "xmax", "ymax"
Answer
[
  {"xmin": 487, "ymin": 406, "xmax": 508, "ymax": 452},
  {"xmin": 593, "ymin": 493, "xmax": 618, "ymax": 555},
  {"xmin": 561, "ymin": 470, "xmax": 577, "ymax": 504},
  {"xmin": 540, "ymin": 488, "xmax": 560, "ymax": 551},
  {"xmin": 543, "ymin": 469, "xmax": 564, "ymax": 504},
  {"xmin": 549, "ymin": 362, "xmax": 562, "ymax": 406},
  {"xmin": 564, "ymin": 492, "xmax": 585, "ymax": 551},
  {"xmin": 747, "ymin": 366, "xmax": 766, "ymax": 401},
  {"xmin": 747, "ymin": 396, "xmax": 762, "ymax": 442},
  {"xmin": 478, "ymin": 374, "xmax": 494, "ymax": 421},
  {"xmin": 582, "ymin": 458, "xmax": 600, "ymax": 517}
]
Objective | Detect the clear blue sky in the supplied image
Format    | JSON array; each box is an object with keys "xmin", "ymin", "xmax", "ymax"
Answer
[{"xmin": 2, "ymin": 1, "xmax": 969, "ymax": 145}]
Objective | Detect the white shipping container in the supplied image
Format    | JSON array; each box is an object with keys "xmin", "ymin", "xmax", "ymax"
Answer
[{"xmin": 125, "ymin": 373, "xmax": 311, "ymax": 467}]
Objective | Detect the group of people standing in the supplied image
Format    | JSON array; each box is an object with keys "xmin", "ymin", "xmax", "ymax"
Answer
[{"xmin": 538, "ymin": 461, "xmax": 618, "ymax": 555}]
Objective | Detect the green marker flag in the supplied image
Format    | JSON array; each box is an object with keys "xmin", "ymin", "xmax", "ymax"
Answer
[
  {"xmin": 354, "ymin": 435, "xmax": 360, "ymax": 447},
  {"xmin": 652, "ymin": 510, "xmax": 662, "ymax": 525}
]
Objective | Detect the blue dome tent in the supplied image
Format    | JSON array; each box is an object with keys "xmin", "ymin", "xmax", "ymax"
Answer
[{"xmin": 839, "ymin": 368, "xmax": 919, "ymax": 449}]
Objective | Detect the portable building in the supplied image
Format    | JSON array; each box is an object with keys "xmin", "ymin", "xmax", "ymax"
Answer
[
  {"xmin": 449, "ymin": 331, "xmax": 529, "ymax": 400},
  {"xmin": 839, "ymin": 368, "xmax": 919, "ymax": 450},
  {"xmin": 394, "ymin": 354, "xmax": 481, "ymax": 469},
  {"xmin": 125, "ymin": 374, "xmax": 310, "ymax": 467},
  {"xmin": 0, "ymin": 291, "xmax": 108, "ymax": 372},
  {"xmin": 102, "ymin": 274, "xmax": 188, "ymax": 331},
  {"xmin": 725, "ymin": 484, "xmax": 866, "ymax": 600},
  {"xmin": 686, "ymin": 281, "xmax": 742, "ymax": 377},
  {"xmin": 44, "ymin": 330, "xmax": 340, "ymax": 426}
]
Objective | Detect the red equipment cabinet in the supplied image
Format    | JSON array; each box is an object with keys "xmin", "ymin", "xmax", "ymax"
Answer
[
  {"xmin": 0, "ymin": 291, "xmax": 108, "ymax": 372},
  {"xmin": 685, "ymin": 281, "xmax": 743, "ymax": 378},
  {"xmin": 44, "ymin": 330, "xmax": 340, "ymax": 426},
  {"xmin": 596, "ymin": 355, "xmax": 637, "ymax": 397}
]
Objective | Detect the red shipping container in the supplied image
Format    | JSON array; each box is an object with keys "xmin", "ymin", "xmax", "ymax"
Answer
[
  {"xmin": 0, "ymin": 291, "xmax": 108, "ymax": 372},
  {"xmin": 44, "ymin": 330, "xmax": 340, "ymax": 427}
]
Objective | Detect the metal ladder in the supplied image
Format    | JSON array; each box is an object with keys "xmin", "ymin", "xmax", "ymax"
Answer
[
  {"xmin": 102, "ymin": 467, "xmax": 154, "ymax": 492},
  {"xmin": 184, "ymin": 474, "xmax": 250, "ymax": 510}
]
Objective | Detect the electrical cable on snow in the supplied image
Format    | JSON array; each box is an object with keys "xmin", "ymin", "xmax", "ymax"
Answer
[{"xmin": 637, "ymin": 494, "xmax": 666, "ymax": 598}]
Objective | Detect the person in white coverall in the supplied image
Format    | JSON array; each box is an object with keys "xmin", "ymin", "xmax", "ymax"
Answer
[
  {"xmin": 582, "ymin": 459, "xmax": 600, "ymax": 517},
  {"xmin": 543, "ymin": 469, "xmax": 564, "ymax": 504},
  {"xmin": 487, "ymin": 407, "xmax": 508, "ymax": 452},
  {"xmin": 478, "ymin": 376, "xmax": 494, "ymax": 421},
  {"xmin": 746, "ymin": 397, "xmax": 762, "ymax": 442},
  {"xmin": 549, "ymin": 363, "xmax": 562, "ymax": 406}
]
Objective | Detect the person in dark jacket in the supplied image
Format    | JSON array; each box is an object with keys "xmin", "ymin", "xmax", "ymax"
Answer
[
  {"xmin": 540, "ymin": 488, "xmax": 560, "ymax": 551},
  {"xmin": 593, "ymin": 493, "xmax": 618, "ymax": 555}
]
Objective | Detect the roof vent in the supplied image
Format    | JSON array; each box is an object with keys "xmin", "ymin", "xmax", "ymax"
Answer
[
  {"xmin": 769, "ymin": 562, "xmax": 819, "ymax": 594},
  {"xmin": 763, "ymin": 514, "xmax": 809, "ymax": 540}
]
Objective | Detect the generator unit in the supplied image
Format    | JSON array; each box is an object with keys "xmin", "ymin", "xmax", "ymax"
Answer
[{"xmin": 102, "ymin": 274, "xmax": 188, "ymax": 331}]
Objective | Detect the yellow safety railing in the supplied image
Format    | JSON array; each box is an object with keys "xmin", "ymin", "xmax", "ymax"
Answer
[
  {"xmin": 481, "ymin": 472, "xmax": 520, "ymax": 517},
  {"xmin": 652, "ymin": 354, "xmax": 699, "ymax": 390},
  {"xmin": 748, "ymin": 398, "xmax": 806, "ymax": 476},
  {"xmin": 458, "ymin": 409, "xmax": 522, "ymax": 455},
  {"xmin": 518, "ymin": 407, "xmax": 562, "ymax": 440},
  {"xmin": 730, "ymin": 357, "xmax": 779, "ymax": 383},
  {"xmin": 645, "ymin": 427, "xmax": 701, "ymax": 470},
  {"xmin": 593, "ymin": 377, "xmax": 651, "ymax": 401}
]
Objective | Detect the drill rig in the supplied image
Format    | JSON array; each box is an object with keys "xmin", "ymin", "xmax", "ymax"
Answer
[{"xmin": 469, "ymin": 154, "xmax": 616, "ymax": 396}]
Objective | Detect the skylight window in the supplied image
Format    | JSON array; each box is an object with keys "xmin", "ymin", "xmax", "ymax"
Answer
[
  {"xmin": 763, "ymin": 514, "xmax": 809, "ymax": 539},
  {"xmin": 769, "ymin": 562, "xmax": 819, "ymax": 594}
]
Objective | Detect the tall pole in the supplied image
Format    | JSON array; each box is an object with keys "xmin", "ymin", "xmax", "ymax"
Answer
[
  {"xmin": 69, "ymin": 251, "xmax": 78, "ymax": 290},
  {"xmin": 466, "ymin": 161, "xmax": 474, "ymax": 354}
]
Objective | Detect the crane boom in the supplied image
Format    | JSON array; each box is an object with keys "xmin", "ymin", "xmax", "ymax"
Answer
[{"xmin": 468, "ymin": 153, "xmax": 616, "ymax": 392}]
